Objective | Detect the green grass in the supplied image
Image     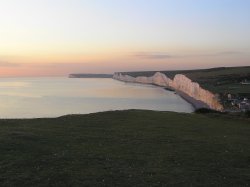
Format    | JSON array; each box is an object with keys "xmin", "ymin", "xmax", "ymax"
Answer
[
  {"xmin": 205, "ymin": 83, "xmax": 250, "ymax": 96},
  {"xmin": 0, "ymin": 110, "xmax": 250, "ymax": 186}
]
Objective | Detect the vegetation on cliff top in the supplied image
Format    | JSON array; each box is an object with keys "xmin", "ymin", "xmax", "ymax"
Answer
[
  {"xmin": 0, "ymin": 110, "xmax": 249, "ymax": 186},
  {"xmin": 120, "ymin": 66, "xmax": 250, "ymax": 96}
]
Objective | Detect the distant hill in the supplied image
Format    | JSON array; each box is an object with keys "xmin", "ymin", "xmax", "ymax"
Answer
[{"xmin": 69, "ymin": 74, "xmax": 113, "ymax": 78}]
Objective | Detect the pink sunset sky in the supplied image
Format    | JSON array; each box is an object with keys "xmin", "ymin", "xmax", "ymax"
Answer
[{"xmin": 0, "ymin": 0, "xmax": 249, "ymax": 77}]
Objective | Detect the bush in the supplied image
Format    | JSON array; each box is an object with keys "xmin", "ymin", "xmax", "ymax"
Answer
[
  {"xmin": 195, "ymin": 108, "xmax": 221, "ymax": 114},
  {"xmin": 245, "ymin": 110, "xmax": 250, "ymax": 118}
]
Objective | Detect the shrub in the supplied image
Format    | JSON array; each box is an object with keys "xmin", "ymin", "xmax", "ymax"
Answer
[
  {"xmin": 195, "ymin": 108, "xmax": 221, "ymax": 114},
  {"xmin": 245, "ymin": 110, "xmax": 250, "ymax": 118}
]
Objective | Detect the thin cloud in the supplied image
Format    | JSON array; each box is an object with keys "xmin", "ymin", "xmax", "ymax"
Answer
[
  {"xmin": 0, "ymin": 61, "xmax": 21, "ymax": 67},
  {"xmin": 213, "ymin": 51, "xmax": 242, "ymax": 56},
  {"xmin": 134, "ymin": 52, "xmax": 175, "ymax": 59},
  {"xmin": 133, "ymin": 51, "xmax": 242, "ymax": 59}
]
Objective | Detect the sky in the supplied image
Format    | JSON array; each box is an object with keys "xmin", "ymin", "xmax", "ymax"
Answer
[{"xmin": 0, "ymin": 0, "xmax": 250, "ymax": 77}]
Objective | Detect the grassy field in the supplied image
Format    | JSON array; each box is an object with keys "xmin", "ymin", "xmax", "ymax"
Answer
[
  {"xmin": 122, "ymin": 66, "xmax": 250, "ymax": 95},
  {"xmin": 0, "ymin": 110, "xmax": 249, "ymax": 186}
]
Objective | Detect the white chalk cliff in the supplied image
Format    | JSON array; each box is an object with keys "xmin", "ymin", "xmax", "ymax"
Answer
[{"xmin": 113, "ymin": 72, "xmax": 223, "ymax": 111}]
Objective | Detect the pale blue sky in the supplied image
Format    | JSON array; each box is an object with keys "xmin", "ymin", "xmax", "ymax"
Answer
[{"xmin": 0, "ymin": 0, "xmax": 249, "ymax": 76}]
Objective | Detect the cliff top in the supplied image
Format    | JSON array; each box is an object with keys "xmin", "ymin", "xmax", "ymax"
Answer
[{"xmin": 118, "ymin": 66, "xmax": 250, "ymax": 96}]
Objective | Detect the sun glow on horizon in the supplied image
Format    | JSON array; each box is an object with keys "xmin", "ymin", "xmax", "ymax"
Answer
[{"xmin": 0, "ymin": 0, "xmax": 250, "ymax": 76}]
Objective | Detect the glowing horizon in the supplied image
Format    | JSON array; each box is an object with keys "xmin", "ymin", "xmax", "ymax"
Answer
[{"xmin": 0, "ymin": 0, "xmax": 250, "ymax": 76}]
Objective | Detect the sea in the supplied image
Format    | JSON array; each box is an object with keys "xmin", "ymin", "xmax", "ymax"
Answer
[{"xmin": 0, "ymin": 77, "xmax": 194, "ymax": 118}]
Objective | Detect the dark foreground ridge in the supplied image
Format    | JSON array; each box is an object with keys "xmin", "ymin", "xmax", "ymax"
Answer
[{"xmin": 0, "ymin": 110, "xmax": 249, "ymax": 186}]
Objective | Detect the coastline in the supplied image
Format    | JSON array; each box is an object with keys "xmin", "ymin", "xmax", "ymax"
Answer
[
  {"xmin": 149, "ymin": 84, "xmax": 210, "ymax": 110},
  {"xmin": 154, "ymin": 85, "xmax": 210, "ymax": 110},
  {"xmin": 114, "ymin": 78, "xmax": 210, "ymax": 110},
  {"xmin": 175, "ymin": 90, "xmax": 210, "ymax": 110},
  {"xmin": 113, "ymin": 72, "xmax": 224, "ymax": 111}
]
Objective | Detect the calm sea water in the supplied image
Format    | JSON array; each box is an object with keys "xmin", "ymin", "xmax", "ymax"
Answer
[{"xmin": 0, "ymin": 77, "xmax": 193, "ymax": 118}]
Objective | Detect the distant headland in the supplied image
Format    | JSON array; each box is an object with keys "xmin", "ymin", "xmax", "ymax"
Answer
[{"xmin": 69, "ymin": 74, "xmax": 113, "ymax": 78}]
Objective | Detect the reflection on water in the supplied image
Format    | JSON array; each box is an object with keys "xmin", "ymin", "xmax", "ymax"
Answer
[{"xmin": 0, "ymin": 77, "xmax": 194, "ymax": 118}]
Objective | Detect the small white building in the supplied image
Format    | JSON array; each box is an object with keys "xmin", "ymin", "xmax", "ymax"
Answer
[
  {"xmin": 238, "ymin": 101, "xmax": 250, "ymax": 111},
  {"xmin": 241, "ymin": 79, "xmax": 250, "ymax": 85}
]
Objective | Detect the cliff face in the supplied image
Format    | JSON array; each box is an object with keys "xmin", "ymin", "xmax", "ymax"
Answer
[{"xmin": 113, "ymin": 72, "xmax": 223, "ymax": 111}]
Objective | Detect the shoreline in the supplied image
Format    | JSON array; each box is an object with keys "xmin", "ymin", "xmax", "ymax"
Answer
[
  {"xmin": 113, "ymin": 71, "xmax": 224, "ymax": 111},
  {"xmin": 175, "ymin": 90, "xmax": 210, "ymax": 110},
  {"xmin": 114, "ymin": 78, "xmax": 210, "ymax": 110},
  {"xmin": 155, "ymin": 85, "xmax": 210, "ymax": 110}
]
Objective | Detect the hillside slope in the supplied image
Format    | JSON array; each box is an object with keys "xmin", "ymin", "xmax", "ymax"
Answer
[{"xmin": 0, "ymin": 110, "xmax": 249, "ymax": 186}]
